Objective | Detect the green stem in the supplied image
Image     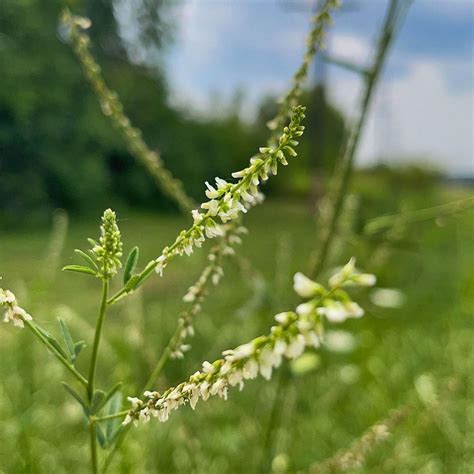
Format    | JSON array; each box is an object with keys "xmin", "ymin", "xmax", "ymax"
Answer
[
  {"xmin": 309, "ymin": 0, "xmax": 408, "ymax": 279},
  {"xmin": 93, "ymin": 410, "xmax": 130, "ymax": 423},
  {"xmin": 144, "ymin": 322, "xmax": 184, "ymax": 389},
  {"xmin": 259, "ymin": 367, "xmax": 290, "ymax": 473},
  {"xmin": 90, "ymin": 419, "xmax": 98, "ymax": 474},
  {"xmin": 24, "ymin": 319, "xmax": 88, "ymax": 387},
  {"xmin": 365, "ymin": 196, "xmax": 474, "ymax": 235},
  {"xmin": 88, "ymin": 280, "xmax": 109, "ymax": 401}
]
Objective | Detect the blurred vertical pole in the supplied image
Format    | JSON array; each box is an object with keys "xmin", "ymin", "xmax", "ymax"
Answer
[
  {"xmin": 309, "ymin": 0, "xmax": 412, "ymax": 279},
  {"xmin": 309, "ymin": 0, "xmax": 329, "ymax": 206}
]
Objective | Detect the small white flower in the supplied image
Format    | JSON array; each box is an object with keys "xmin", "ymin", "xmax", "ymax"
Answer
[
  {"xmin": 202, "ymin": 361, "xmax": 215, "ymax": 374},
  {"xmin": 293, "ymin": 273, "xmax": 324, "ymax": 298},
  {"xmin": 200, "ymin": 381, "xmax": 211, "ymax": 401},
  {"xmin": 296, "ymin": 301, "xmax": 316, "ymax": 316},
  {"xmin": 191, "ymin": 209, "xmax": 203, "ymax": 224},
  {"xmin": 304, "ymin": 331, "xmax": 320, "ymax": 348},
  {"xmin": 228, "ymin": 370, "xmax": 244, "ymax": 389},
  {"xmin": 274, "ymin": 312, "xmax": 292, "ymax": 325},
  {"xmin": 155, "ymin": 255, "xmax": 168, "ymax": 277},
  {"xmin": 122, "ymin": 413, "xmax": 134, "ymax": 426},
  {"xmin": 204, "ymin": 181, "xmax": 220, "ymax": 199},
  {"xmin": 127, "ymin": 397, "xmax": 143, "ymax": 409},
  {"xmin": 273, "ymin": 338, "xmax": 287, "ymax": 355},
  {"xmin": 228, "ymin": 343, "xmax": 254, "ymax": 361},
  {"xmin": 352, "ymin": 273, "xmax": 377, "ymax": 287},
  {"xmin": 285, "ymin": 334, "xmax": 306, "ymax": 359},
  {"xmin": 202, "ymin": 199, "xmax": 220, "ymax": 216},
  {"xmin": 242, "ymin": 359, "xmax": 259, "ymax": 379}
]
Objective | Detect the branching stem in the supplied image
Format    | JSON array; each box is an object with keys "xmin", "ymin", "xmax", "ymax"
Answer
[{"xmin": 24, "ymin": 319, "xmax": 88, "ymax": 387}]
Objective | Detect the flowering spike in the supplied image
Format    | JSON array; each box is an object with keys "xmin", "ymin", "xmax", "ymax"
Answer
[{"xmin": 91, "ymin": 209, "xmax": 123, "ymax": 280}]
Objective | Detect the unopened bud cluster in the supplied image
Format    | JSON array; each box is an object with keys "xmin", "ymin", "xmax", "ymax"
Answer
[
  {"xmin": 1, "ymin": 288, "xmax": 32, "ymax": 329},
  {"xmin": 91, "ymin": 209, "xmax": 123, "ymax": 279},
  {"xmin": 124, "ymin": 257, "xmax": 375, "ymax": 426}
]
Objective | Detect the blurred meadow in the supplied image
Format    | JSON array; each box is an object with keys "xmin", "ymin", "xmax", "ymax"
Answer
[{"xmin": 1, "ymin": 0, "xmax": 473, "ymax": 473}]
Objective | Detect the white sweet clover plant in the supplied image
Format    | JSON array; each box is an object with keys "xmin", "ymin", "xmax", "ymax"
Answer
[
  {"xmin": 0, "ymin": 288, "xmax": 32, "ymax": 328},
  {"xmin": 0, "ymin": 1, "xmax": 390, "ymax": 472}
]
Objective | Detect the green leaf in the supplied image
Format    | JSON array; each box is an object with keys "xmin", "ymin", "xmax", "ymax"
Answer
[
  {"xmin": 123, "ymin": 246, "xmax": 139, "ymax": 284},
  {"xmin": 106, "ymin": 392, "xmax": 123, "ymax": 444},
  {"xmin": 125, "ymin": 260, "xmax": 156, "ymax": 292},
  {"xmin": 96, "ymin": 424, "xmax": 108, "ymax": 449},
  {"xmin": 74, "ymin": 249, "xmax": 98, "ymax": 270},
  {"xmin": 62, "ymin": 382, "xmax": 89, "ymax": 416},
  {"xmin": 74, "ymin": 340, "xmax": 87, "ymax": 359},
  {"xmin": 102, "ymin": 382, "xmax": 123, "ymax": 409},
  {"xmin": 90, "ymin": 390, "xmax": 106, "ymax": 415},
  {"xmin": 58, "ymin": 318, "xmax": 75, "ymax": 362},
  {"xmin": 124, "ymin": 274, "xmax": 141, "ymax": 292},
  {"xmin": 35, "ymin": 324, "xmax": 69, "ymax": 360},
  {"xmin": 62, "ymin": 265, "xmax": 97, "ymax": 276}
]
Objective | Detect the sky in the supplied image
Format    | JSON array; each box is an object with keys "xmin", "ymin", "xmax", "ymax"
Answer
[{"xmin": 121, "ymin": 0, "xmax": 474, "ymax": 176}]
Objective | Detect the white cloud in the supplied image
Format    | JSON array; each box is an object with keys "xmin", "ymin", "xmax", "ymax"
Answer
[
  {"xmin": 330, "ymin": 59, "xmax": 473, "ymax": 175},
  {"xmin": 329, "ymin": 34, "xmax": 371, "ymax": 65}
]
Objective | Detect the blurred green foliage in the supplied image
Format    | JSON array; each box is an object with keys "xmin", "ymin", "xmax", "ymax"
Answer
[
  {"xmin": 0, "ymin": 0, "xmax": 348, "ymax": 228},
  {"xmin": 0, "ymin": 178, "xmax": 472, "ymax": 472}
]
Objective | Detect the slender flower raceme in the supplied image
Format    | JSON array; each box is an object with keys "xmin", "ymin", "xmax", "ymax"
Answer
[
  {"xmin": 90, "ymin": 209, "xmax": 123, "ymax": 280},
  {"xmin": 0, "ymin": 288, "xmax": 32, "ymax": 328},
  {"xmin": 61, "ymin": 9, "xmax": 195, "ymax": 213},
  {"xmin": 170, "ymin": 223, "xmax": 248, "ymax": 359},
  {"xmin": 149, "ymin": 106, "xmax": 306, "ymax": 282},
  {"xmin": 123, "ymin": 258, "xmax": 375, "ymax": 426},
  {"xmin": 266, "ymin": 0, "xmax": 340, "ymax": 139}
]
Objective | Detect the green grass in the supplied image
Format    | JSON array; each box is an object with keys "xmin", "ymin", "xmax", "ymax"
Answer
[{"xmin": 0, "ymin": 185, "xmax": 473, "ymax": 473}]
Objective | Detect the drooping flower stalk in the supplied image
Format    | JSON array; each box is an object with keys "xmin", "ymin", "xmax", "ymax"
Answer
[
  {"xmin": 120, "ymin": 258, "xmax": 375, "ymax": 426},
  {"xmin": 61, "ymin": 9, "xmax": 195, "ymax": 214},
  {"xmin": 305, "ymin": 404, "xmax": 410, "ymax": 473},
  {"xmin": 0, "ymin": 288, "xmax": 32, "ymax": 328}
]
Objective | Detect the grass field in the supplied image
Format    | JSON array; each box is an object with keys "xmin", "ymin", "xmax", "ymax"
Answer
[{"xmin": 0, "ymin": 180, "xmax": 473, "ymax": 473}]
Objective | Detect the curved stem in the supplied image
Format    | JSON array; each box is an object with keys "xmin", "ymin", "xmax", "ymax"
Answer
[
  {"xmin": 88, "ymin": 280, "xmax": 109, "ymax": 401},
  {"xmin": 309, "ymin": 0, "xmax": 407, "ymax": 279}
]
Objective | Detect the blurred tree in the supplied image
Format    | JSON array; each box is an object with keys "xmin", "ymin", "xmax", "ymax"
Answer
[{"xmin": 0, "ymin": 0, "xmax": 262, "ymax": 226}]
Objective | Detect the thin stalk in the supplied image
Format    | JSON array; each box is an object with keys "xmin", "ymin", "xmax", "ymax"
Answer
[
  {"xmin": 24, "ymin": 319, "xmax": 88, "ymax": 387},
  {"xmin": 365, "ymin": 196, "xmax": 474, "ymax": 235},
  {"xmin": 88, "ymin": 280, "xmax": 109, "ymax": 401},
  {"xmin": 309, "ymin": 0, "xmax": 408, "ymax": 279},
  {"xmin": 93, "ymin": 410, "xmax": 130, "ymax": 423},
  {"xmin": 259, "ymin": 367, "xmax": 290, "ymax": 473},
  {"xmin": 90, "ymin": 419, "xmax": 99, "ymax": 474}
]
